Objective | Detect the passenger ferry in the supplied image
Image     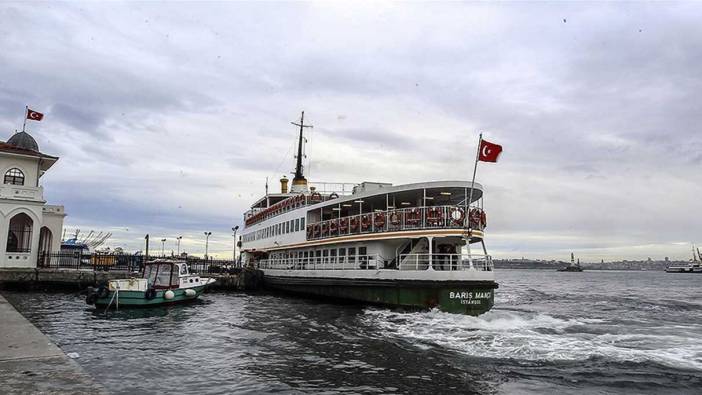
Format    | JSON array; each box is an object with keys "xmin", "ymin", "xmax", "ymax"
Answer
[
  {"xmin": 665, "ymin": 245, "xmax": 702, "ymax": 273},
  {"xmin": 240, "ymin": 113, "xmax": 498, "ymax": 315}
]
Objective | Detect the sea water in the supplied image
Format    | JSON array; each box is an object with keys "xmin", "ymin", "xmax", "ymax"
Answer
[{"xmin": 4, "ymin": 270, "xmax": 701, "ymax": 394}]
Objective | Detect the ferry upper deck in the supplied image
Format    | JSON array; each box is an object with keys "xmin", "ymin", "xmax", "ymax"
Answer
[{"xmin": 241, "ymin": 180, "xmax": 486, "ymax": 252}]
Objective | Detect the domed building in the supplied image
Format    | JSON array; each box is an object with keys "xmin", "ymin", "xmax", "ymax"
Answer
[{"xmin": 0, "ymin": 131, "xmax": 65, "ymax": 268}]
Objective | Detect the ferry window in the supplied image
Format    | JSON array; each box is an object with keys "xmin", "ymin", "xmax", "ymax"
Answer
[
  {"xmin": 348, "ymin": 247, "xmax": 356, "ymax": 263},
  {"xmin": 359, "ymin": 246, "xmax": 368, "ymax": 267},
  {"xmin": 286, "ymin": 221, "xmax": 290, "ymax": 233},
  {"xmin": 330, "ymin": 249, "xmax": 336, "ymax": 264},
  {"xmin": 301, "ymin": 218, "xmax": 305, "ymax": 228},
  {"xmin": 289, "ymin": 220, "xmax": 294, "ymax": 232},
  {"xmin": 339, "ymin": 248, "xmax": 346, "ymax": 264},
  {"xmin": 295, "ymin": 218, "xmax": 300, "ymax": 232},
  {"xmin": 4, "ymin": 168, "xmax": 24, "ymax": 186}
]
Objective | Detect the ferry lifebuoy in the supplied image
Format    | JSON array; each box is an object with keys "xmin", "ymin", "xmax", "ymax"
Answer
[
  {"xmin": 374, "ymin": 212, "xmax": 386, "ymax": 228},
  {"xmin": 469, "ymin": 209, "xmax": 481, "ymax": 228},
  {"xmin": 450, "ymin": 207, "xmax": 465, "ymax": 226}
]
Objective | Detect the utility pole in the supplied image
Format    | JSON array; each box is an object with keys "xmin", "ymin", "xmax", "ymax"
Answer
[
  {"xmin": 231, "ymin": 226, "xmax": 239, "ymax": 263},
  {"xmin": 204, "ymin": 232, "xmax": 212, "ymax": 260}
]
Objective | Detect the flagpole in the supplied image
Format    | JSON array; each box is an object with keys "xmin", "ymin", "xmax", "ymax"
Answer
[
  {"xmin": 22, "ymin": 106, "xmax": 27, "ymax": 133},
  {"xmin": 466, "ymin": 132, "xmax": 482, "ymax": 270},
  {"xmin": 467, "ymin": 132, "xmax": 482, "ymax": 224}
]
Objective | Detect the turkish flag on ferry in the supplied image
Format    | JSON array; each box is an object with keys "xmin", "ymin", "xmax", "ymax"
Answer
[
  {"xmin": 26, "ymin": 108, "xmax": 44, "ymax": 121},
  {"xmin": 478, "ymin": 139, "xmax": 502, "ymax": 162}
]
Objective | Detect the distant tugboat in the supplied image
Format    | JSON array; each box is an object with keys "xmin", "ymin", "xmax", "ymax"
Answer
[
  {"xmin": 558, "ymin": 253, "xmax": 583, "ymax": 272},
  {"xmin": 665, "ymin": 245, "xmax": 702, "ymax": 273}
]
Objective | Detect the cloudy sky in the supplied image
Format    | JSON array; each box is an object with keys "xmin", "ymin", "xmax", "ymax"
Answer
[{"xmin": 1, "ymin": 2, "xmax": 700, "ymax": 260}]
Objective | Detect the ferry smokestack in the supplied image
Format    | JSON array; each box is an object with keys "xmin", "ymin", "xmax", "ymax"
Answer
[{"xmin": 280, "ymin": 176, "xmax": 289, "ymax": 194}]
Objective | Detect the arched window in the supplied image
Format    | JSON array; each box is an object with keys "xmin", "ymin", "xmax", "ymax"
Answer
[
  {"xmin": 4, "ymin": 168, "xmax": 25, "ymax": 185},
  {"xmin": 7, "ymin": 213, "xmax": 33, "ymax": 252}
]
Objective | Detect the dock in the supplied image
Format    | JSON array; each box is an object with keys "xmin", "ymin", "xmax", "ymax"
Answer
[{"xmin": 0, "ymin": 293, "xmax": 106, "ymax": 394}]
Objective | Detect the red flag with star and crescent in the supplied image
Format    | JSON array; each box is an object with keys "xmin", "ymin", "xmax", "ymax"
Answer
[
  {"xmin": 26, "ymin": 108, "xmax": 44, "ymax": 121},
  {"xmin": 478, "ymin": 139, "xmax": 502, "ymax": 162}
]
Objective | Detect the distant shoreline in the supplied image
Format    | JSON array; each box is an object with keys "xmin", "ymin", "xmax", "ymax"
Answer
[{"xmin": 493, "ymin": 259, "xmax": 685, "ymax": 271}]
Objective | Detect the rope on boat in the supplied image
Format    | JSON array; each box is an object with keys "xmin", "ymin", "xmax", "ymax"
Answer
[{"xmin": 103, "ymin": 285, "xmax": 120, "ymax": 314}]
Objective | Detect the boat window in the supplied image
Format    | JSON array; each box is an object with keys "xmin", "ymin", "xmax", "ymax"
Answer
[
  {"xmin": 286, "ymin": 221, "xmax": 290, "ymax": 233},
  {"xmin": 301, "ymin": 217, "xmax": 305, "ymax": 228},
  {"xmin": 348, "ymin": 247, "xmax": 356, "ymax": 263},
  {"xmin": 295, "ymin": 218, "xmax": 300, "ymax": 232}
]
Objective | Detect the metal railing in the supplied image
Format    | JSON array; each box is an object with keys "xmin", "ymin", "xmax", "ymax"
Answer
[
  {"xmin": 257, "ymin": 253, "xmax": 493, "ymax": 272},
  {"xmin": 398, "ymin": 253, "xmax": 493, "ymax": 271},
  {"xmin": 37, "ymin": 252, "xmax": 243, "ymax": 274},
  {"xmin": 258, "ymin": 254, "xmax": 385, "ymax": 270},
  {"xmin": 306, "ymin": 205, "xmax": 485, "ymax": 241}
]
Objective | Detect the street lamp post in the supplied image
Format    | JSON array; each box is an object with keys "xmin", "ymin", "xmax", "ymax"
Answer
[
  {"xmin": 176, "ymin": 236, "xmax": 183, "ymax": 256},
  {"xmin": 231, "ymin": 226, "xmax": 239, "ymax": 264},
  {"xmin": 161, "ymin": 238, "xmax": 166, "ymax": 257},
  {"xmin": 204, "ymin": 232, "xmax": 212, "ymax": 260}
]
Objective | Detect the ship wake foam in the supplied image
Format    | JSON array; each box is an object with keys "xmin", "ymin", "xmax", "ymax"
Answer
[{"xmin": 362, "ymin": 308, "xmax": 702, "ymax": 371}]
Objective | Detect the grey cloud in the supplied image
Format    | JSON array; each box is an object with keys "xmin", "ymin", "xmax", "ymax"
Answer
[{"xmin": 1, "ymin": 2, "xmax": 700, "ymax": 259}]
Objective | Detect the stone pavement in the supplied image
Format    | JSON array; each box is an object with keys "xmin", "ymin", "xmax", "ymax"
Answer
[{"xmin": 0, "ymin": 293, "xmax": 106, "ymax": 394}]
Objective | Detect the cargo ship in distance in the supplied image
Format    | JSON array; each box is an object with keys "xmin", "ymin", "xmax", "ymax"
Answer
[{"xmin": 240, "ymin": 112, "xmax": 498, "ymax": 315}]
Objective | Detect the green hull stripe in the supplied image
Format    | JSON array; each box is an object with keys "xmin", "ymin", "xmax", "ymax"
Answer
[
  {"xmin": 94, "ymin": 285, "xmax": 206, "ymax": 306},
  {"xmin": 265, "ymin": 276, "xmax": 497, "ymax": 316}
]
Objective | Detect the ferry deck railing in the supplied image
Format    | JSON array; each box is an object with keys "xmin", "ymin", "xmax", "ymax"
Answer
[
  {"xmin": 398, "ymin": 253, "xmax": 493, "ymax": 271},
  {"xmin": 306, "ymin": 205, "xmax": 485, "ymax": 241},
  {"xmin": 257, "ymin": 253, "xmax": 493, "ymax": 271}
]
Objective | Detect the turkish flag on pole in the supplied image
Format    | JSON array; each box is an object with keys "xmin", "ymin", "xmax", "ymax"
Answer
[
  {"xmin": 478, "ymin": 139, "xmax": 502, "ymax": 162},
  {"xmin": 26, "ymin": 108, "xmax": 44, "ymax": 121}
]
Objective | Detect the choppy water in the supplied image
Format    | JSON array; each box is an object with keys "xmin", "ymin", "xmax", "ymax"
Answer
[{"xmin": 4, "ymin": 270, "xmax": 702, "ymax": 394}]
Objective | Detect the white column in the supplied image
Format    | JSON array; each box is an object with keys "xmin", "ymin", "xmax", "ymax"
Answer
[
  {"xmin": 467, "ymin": 237, "xmax": 475, "ymax": 270},
  {"xmin": 427, "ymin": 236, "xmax": 433, "ymax": 270}
]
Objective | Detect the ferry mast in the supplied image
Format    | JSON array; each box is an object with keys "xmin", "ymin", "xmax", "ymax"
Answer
[{"xmin": 290, "ymin": 111, "xmax": 313, "ymax": 192}]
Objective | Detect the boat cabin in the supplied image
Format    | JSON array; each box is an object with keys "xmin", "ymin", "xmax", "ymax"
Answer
[{"xmin": 141, "ymin": 260, "xmax": 205, "ymax": 289}]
